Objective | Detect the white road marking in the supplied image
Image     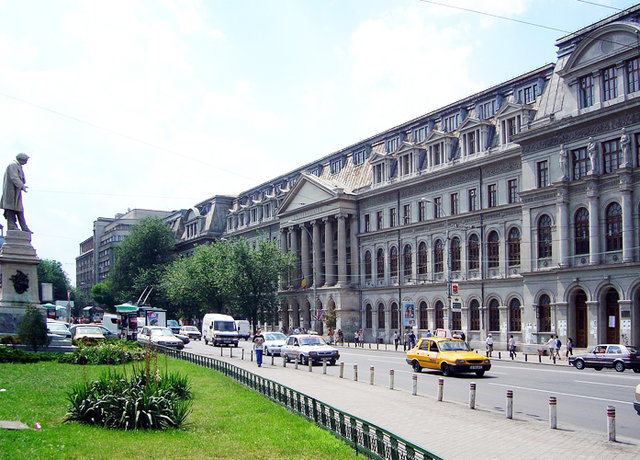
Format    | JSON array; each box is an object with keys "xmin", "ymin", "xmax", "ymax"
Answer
[
  {"xmin": 488, "ymin": 382, "xmax": 632, "ymax": 405},
  {"xmin": 574, "ymin": 380, "xmax": 636, "ymax": 389}
]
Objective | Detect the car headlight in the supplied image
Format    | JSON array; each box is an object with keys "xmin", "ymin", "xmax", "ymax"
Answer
[
  {"xmin": 456, "ymin": 359, "xmax": 465, "ymax": 364},
  {"xmin": 484, "ymin": 359, "xmax": 490, "ymax": 364}
]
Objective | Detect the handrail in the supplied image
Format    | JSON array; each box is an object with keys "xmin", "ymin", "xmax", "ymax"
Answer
[{"xmin": 157, "ymin": 346, "xmax": 442, "ymax": 460}]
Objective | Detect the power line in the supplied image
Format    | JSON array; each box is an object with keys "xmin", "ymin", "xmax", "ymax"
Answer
[{"xmin": 576, "ymin": 0, "xmax": 625, "ymax": 11}]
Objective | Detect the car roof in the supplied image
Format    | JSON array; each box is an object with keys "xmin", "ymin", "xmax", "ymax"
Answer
[
  {"xmin": 290, "ymin": 334, "xmax": 323, "ymax": 339},
  {"xmin": 420, "ymin": 337, "xmax": 463, "ymax": 342}
]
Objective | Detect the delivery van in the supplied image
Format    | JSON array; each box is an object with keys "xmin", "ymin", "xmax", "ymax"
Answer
[
  {"xmin": 235, "ymin": 319, "xmax": 251, "ymax": 340},
  {"xmin": 202, "ymin": 313, "xmax": 239, "ymax": 347}
]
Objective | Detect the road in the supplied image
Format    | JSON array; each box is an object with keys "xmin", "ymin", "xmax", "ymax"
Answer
[{"xmin": 182, "ymin": 339, "xmax": 640, "ymax": 440}]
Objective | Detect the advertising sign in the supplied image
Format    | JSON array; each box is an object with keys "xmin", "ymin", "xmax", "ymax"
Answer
[
  {"xmin": 402, "ymin": 301, "xmax": 415, "ymax": 327},
  {"xmin": 147, "ymin": 312, "xmax": 159, "ymax": 326}
]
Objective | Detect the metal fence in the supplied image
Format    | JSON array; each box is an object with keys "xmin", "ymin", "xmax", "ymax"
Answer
[{"xmin": 158, "ymin": 347, "xmax": 442, "ymax": 460}]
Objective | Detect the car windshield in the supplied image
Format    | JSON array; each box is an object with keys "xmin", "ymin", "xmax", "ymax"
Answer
[
  {"xmin": 183, "ymin": 326, "xmax": 198, "ymax": 331},
  {"xmin": 76, "ymin": 327, "xmax": 102, "ymax": 335},
  {"xmin": 151, "ymin": 328, "xmax": 174, "ymax": 336},
  {"xmin": 167, "ymin": 320, "xmax": 179, "ymax": 327},
  {"xmin": 48, "ymin": 324, "xmax": 68, "ymax": 332},
  {"xmin": 266, "ymin": 333, "xmax": 286, "ymax": 341},
  {"xmin": 438, "ymin": 340, "xmax": 470, "ymax": 352},
  {"xmin": 214, "ymin": 321, "xmax": 236, "ymax": 331},
  {"xmin": 299, "ymin": 337, "xmax": 327, "ymax": 346}
]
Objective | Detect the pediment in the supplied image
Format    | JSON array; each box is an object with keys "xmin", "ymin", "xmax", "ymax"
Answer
[
  {"xmin": 369, "ymin": 150, "xmax": 391, "ymax": 164},
  {"xmin": 277, "ymin": 173, "xmax": 337, "ymax": 215},
  {"xmin": 395, "ymin": 141, "xmax": 420, "ymax": 155},
  {"xmin": 425, "ymin": 130, "xmax": 454, "ymax": 144},
  {"xmin": 495, "ymin": 102, "xmax": 529, "ymax": 118},
  {"xmin": 458, "ymin": 116, "xmax": 491, "ymax": 132}
]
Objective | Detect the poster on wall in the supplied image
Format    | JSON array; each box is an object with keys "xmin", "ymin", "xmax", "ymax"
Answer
[
  {"xmin": 402, "ymin": 302, "xmax": 415, "ymax": 327},
  {"xmin": 147, "ymin": 312, "xmax": 159, "ymax": 326}
]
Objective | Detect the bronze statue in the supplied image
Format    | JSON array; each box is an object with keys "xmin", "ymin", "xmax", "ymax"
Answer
[{"xmin": 1, "ymin": 153, "xmax": 30, "ymax": 232}]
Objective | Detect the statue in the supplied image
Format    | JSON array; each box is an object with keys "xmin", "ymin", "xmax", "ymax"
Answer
[
  {"xmin": 558, "ymin": 144, "xmax": 568, "ymax": 181},
  {"xmin": 587, "ymin": 137, "xmax": 598, "ymax": 175},
  {"xmin": 620, "ymin": 127, "xmax": 632, "ymax": 168},
  {"xmin": 1, "ymin": 153, "xmax": 31, "ymax": 232}
]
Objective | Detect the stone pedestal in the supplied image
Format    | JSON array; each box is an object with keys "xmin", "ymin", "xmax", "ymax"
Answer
[{"xmin": 0, "ymin": 230, "xmax": 40, "ymax": 335}]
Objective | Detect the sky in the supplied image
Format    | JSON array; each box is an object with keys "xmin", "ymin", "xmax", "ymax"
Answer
[{"xmin": 0, "ymin": 0, "xmax": 636, "ymax": 285}]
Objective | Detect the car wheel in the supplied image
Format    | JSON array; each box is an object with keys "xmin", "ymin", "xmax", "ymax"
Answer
[
  {"xmin": 594, "ymin": 366, "xmax": 603, "ymax": 371},
  {"xmin": 614, "ymin": 361, "xmax": 625, "ymax": 373},
  {"xmin": 441, "ymin": 363, "xmax": 453, "ymax": 377},
  {"xmin": 412, "ymin": 360, "xmax": 422, "ymax": 373},
  {"xmin": 329, "ymin": 358, "xmax": 336, "ymax": 366},
  {"xmin": 574, "ymin": 359, "xmax": 585, "ymax": 370},
  {"xmin": 475, "ymin": 370, "xmax": 485, "ymax": 377}
]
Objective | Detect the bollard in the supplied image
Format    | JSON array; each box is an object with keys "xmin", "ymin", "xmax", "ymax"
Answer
[
  {"xmin": 271, "ymin": 354, "xmax": 275, "ymax": 366},
  {"xmin": 607, "ymin": 406, "xmax": 616, "ymax": 442},
  {"xmin": 549, "ymin": 396, "xmax": 557, "ymax": 429},
  {"xmin": 368, "ymin": 343, "xmax": 371, "ymax": 349},
  {"xmin": 242, "ymin": 349, "xmax": 245, "ymax": 360},
  {"xmin": 322, "ymin": 359, "xmax": 327, "ymax": 374},
  {"xmin": 353, "ymin": 364, "xmax": 358, "ymax": 382},
  {"xmin": 339, "ymin": 361, "xmax": 344, "ymax": 378},
  {"xmin": 377, "ymin": 342, "xmax": 379, "ymax": 350},
  {"xmin": 412, "ymin": 374, "xmax": 417, "ymax": 395},
  {"xmin": 250, "ymin": 349, "xmax": 253, "ymax": 362},
  {"xmin": 498, "ymin": 351, "xmax": 501, "ymax": 359},
  {"xmin": 553, "ymin": 354, "xmax": 556, "ymax": 365},
  {"xmin": 295, "ymin": 354, "xmax": 299, "ymax": 369},
  {"xmin": 230, "ymin": 347, "xmax": 233, "ymax": 358},
  {"xmin": 308, "ymin": 357, "xmax": 313, "ymax": 372},
  {"xmin": 524, "ymin": 353, "xmax": 527, "ymax": 362},
  {"xmin": 538, "ymin": 354, "xmax": 542, "ymax": 363},
  {"xmin": 437, "ymin": 378, "xmax": 444, "ymax": 401},
  {"xmin": 221, "ymin": 347, "xmax": 224, "ymax": 357},
  {"xmin": 506, "ymin": 390, "xmax": 513, "ymax": 419},
  {"xmin": 370, "ymin": 366, "xmax": 375, "ymax": 385},
  {"xmin": 469, "ymin": 382, "xmax": 476, "ymax": 409},
  {"xmin": 282, "ymin": 355, "xmax": 287, "ymax": 367},
  {"xmin": 389, "ymin": 369, "xmax": 395, "ymax": 390}
]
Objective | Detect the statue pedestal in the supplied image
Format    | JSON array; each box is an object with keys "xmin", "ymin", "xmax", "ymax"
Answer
[{"xmin": 0, "ymin": 230, "xmax": 40, "ymax": 334}]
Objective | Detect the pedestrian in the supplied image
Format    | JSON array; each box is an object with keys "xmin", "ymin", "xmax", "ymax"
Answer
[
  {"xmin": 327, "ymin": 328, "xmax": 333, "ymax": 344},
  {"xmin": 359, "ymin": 329, "xmax": 365, "ymax": 347},
  {"xmin": 393, "ymin": 331, "xmax": 399, "ymax": 351},
  {"xmin": 555, "ymin": 336, "xmax": 562, "ymax": 360},
  {"xmin": 337, "ymin": 329, "xmax": 343, "ymax": 345},
  {"xmin": 485, "ymin": 333, "xmax": 493, "ymax": 357},
  {"xmin": 460, "ymin": 330, "xmax": 466, "ymax": 343},
  {"xmin": 253, "ymin": 329, "xmax": 265, "ymax": 367},
  {"xmin": 403, "ymin": 331, "xmax": 409, "ymax": 351},
  {"xmin": 408, "ymin": 330, "xmax": 416, "ymax": 349},
  {"xmin": 354, "ymin": 330, "xmax": 359, "ymax": 347},
  {"xmin": 425, "ymin": 329, "xmax": 432, "ymax": 338},
  {"xmin": 566, "ymin": 338, "xmax": 574, "ymax": 357},
  {"xmin": 547, "ymin": 336, "xmax": 556, "ymax": 360},
  {"xmin": 508, "ymin": 334, "xmax": 516, "ymax": 360}
]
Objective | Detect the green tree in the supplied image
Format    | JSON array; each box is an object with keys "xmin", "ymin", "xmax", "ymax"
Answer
[
  {"xmin": 18, "ymin": 306, "xmax": 50, "ymax": 351},
  {"xmin": 109, "ymin": 217, "xmax": 176, "ymax": 308},
  {"xmin": 91, "ymin": 280, "xmax": 117, "ymax": 309},
  {"xmin": 37, "ymin": 259, "xmax": 71, "ymax": 301}
]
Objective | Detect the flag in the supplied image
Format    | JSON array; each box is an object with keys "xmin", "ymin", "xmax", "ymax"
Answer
[{"xmin": 301, "ymin": 277, "xmax": 307, "ymax": 289}]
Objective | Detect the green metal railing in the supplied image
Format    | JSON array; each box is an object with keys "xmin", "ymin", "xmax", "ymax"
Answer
[{"xmin": 158, "ymin": 347, "xmax": 442, "ymax": 460}]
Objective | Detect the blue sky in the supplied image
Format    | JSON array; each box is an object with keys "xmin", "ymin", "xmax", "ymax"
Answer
[{"xmin": 0, "ymin": 0, "xmax": 635, "ymax": 284}]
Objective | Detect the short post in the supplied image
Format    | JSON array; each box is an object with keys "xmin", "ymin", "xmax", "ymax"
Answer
[
  {"xmin": 308, "ymin": 357, "xmax": 313, "ymax": 372},
  {"xmin": 339, "ymin": 361, "xmax": 344, "ymax": 378},
  {"xmin": 230, "ymin": 347, "xmax": 233, "ymax": 358},
  {"xmin": 369, "ymin": 366, "xmax": 374, "ymax": 385},
  {"xmin": 506, "ymin": 390, "xmax": 513, "ymax": 419},
  {"xmin": 271, "ymin": 354, "xmax": 275, "ymax": 366},
  {"xmin": 553, "ymin": 354, "xmax": 556, "ymax": 364},
  {"xmin": 241, "ymin": 349, "xmax": 245, "ymax": 360},
  {"xmin": 607, "ymin": 406, "xmax": 616, "ymax": 442},
  {"xmin": 322, "ymin": 359, "xmax": 327, "ymax": 374},
  {"xmin": 389, "ymin": 369, "xmax": 394, "ymax": 390},
  {"xmin": 437, "ymin": 377, "xmax": 444, "ymax": 401},
  {"xmin": 538, "ymin": 354, "xmax": 542, "ymax": 363},
  {"xmin": 282, "ymin": 355, "xmax": 286, "ymax": 367},
  {"xmin": 524, "ymin": 353, "xmax": 527, "ymax": 362},
  {"xmin": 250, "ymin": 349, "xmax": 253, "ymax": 362},
  {"xmin": 412, "ymin": 374, "xmax": 417, "ymax": 395},
  {"xmin": 469, "ymin": 382, "xmax": 476, "ymax": 409},
  {"xmin": 549, "ymin": 396, "xmax": 557, "ymax": 429},
  {"xmin": 353, "ymin": 364, "xmax": 358, "ymax": 382},
  {"xmin": 376, "ymin": 342, "xmax": 379, "ymax": 350},
  {"xmin": 498, "ymin": 351, "xmax": 501, "ymax": 359},
  {"xmin": 295, "ymin": 354, "xmax": 299, "ymax": 369},
  {"xmin": 221, "ymin": 347, "xmax": 224, "ymax": 357}
]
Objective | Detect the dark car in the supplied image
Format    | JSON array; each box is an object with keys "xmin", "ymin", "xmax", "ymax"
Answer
[
  {"xmin": 569, "ymin": 344, "xmax": 640, "ymax": 373},
  {"xmin": 635, "ymin": 384, "xmax": 640, "ymax": 416},
  {"xmin": 167, "ymin": 320, "xmax": 181, "ymax": 335}
]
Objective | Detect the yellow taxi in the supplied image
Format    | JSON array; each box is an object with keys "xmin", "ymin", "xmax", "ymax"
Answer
[{"xmin": 406, "ymin": 337, "xmax": 491, "ymax": 377}]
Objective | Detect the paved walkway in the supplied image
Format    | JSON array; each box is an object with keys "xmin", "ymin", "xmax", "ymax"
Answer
[{"xmin": 195, "ymin": 346, "xmax": 638, "ymax": 460}]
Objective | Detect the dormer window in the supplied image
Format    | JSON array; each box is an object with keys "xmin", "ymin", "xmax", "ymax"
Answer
[
  {"xmin": 413, "ymin": 126, "xmax": 426, "ymax": 143},
  {"xmin": 478, "ymin": 100, "xmax": 496, "ymax": 119},
  {"xmin": 398, "ymin": 152, "xmax": 413, "ymax": 177},
  {"xmin": 443, "ymin": 114, "xmax": 459, "ymax": 132},
  {"xmin": 429, "ymin": 142, "xmax": 444, "ymax": 166},
  {"xmin": 463, "ymin": 130, "xmax": 478, "ymax": 155},
  {"xmin": 353, "ymin": 148, "xmax": 368, "ymax": 166},
  {"xmin": 311, "ymin": 166, "xmax": 322, "ymax": 177},
  {"xmin": 386, "ymin": 137, "xmax": 399, "ymax": 153},
  {"xmin": 516, "ymin": 83, "xmax": 538, "ymax": 104},
  {"xmin": 501, "ymin": 115, "xmax": 521, "ymax": 144},
  {"xmin": 330, "ymin": 158, "xmax": 343, "ymax": 174},
  {"xmin": 373, "ymin": 163, "xmax": 386, "ymax": 184}
]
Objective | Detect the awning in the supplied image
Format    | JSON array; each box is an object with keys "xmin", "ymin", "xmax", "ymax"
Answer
[
  {"xmin": 82, "ymin": 306, "xmax": 93, "ymax": 311},
  {"xmin": 42, "ymin": 303, "xmax": 57, "ymax": 309},
  {"xmin": 115, "ymin": 303, "xmax": 139, "ymax": 313}
]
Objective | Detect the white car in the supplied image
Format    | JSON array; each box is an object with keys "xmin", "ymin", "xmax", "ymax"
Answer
[
  {"xmin": 179, "ymin": 325, "xmax": 202, "ymax": 340},
  {"xmin": 263, "ymin": 332, "xmax": 287, "ymax": 356},
  {"xmin": 47, "ymin": 320, "xmax": 71, "ymax": 339},
  {"xmin": 281, "ymin": 334, "xmax": 340, "ymax": 365},
  {"xmin": 138, "ymin": 326, "xmax": 184, "ymax": 349}
]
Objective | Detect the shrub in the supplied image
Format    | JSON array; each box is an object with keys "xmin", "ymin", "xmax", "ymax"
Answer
[
  {"xmin": 0, "ymin": 335, "xmax": 19, "ymax": 347},
  {"xmin": 60, "ymin": 340, "xmax": 146, "ymax": 365},
  {"xmin": 17, "ymin": 306, "xmax": 51, "ymax": 351},
  {"xmin": 0, "ymin": 347, "xmax": 61, "ymax": 363}
]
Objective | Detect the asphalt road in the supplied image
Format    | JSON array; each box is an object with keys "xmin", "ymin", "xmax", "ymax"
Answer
[{"xmin": 182, "ymin": 339, "xmax": 640, "ymax": 440}]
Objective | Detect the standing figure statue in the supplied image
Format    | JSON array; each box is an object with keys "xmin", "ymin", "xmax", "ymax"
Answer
[
  {"xmin": 558, "ymin": 144, "xmax": 568, "ymax": 181},
  {"xmin": 587, "ymin": 137, "xmax": 598, "ymax": 175},
  {"xmin": 620, "ymin": 127, "xmax": 632, "ymax": 168},
  {"xmin": 1, "ymin": 153, "xmax": 31, "ymax": 232}
]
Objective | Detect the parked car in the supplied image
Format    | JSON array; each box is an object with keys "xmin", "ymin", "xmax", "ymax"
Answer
[
  {"xmin": 47, "ymin": 321, "xmax": 71, "ymax": 339},
  {"xmin": 138, "ymin": 326, "xmax": 184, "ymax": 349},
  {"xmin": 635, "ymin": 384, "xmax": 640, "ymax": 416},
  {"xmin": 70, "ymin": 324, "xmax": 118, "ymax": 339},
  {"xmin": 167, "ymin": 320, "xmax": 181, "ymax": 334},
  {"xmin": 281, "ymin": 334, "xmax": 339, "ymax": 365},
  {"xmin": 263, "ymin": 332, "xmax": 287, "ymax": 356},
  {"xmin": 406, "ymin": 337, "xmax": 491, "ymax": 377},
  {"xmin": 569, "ymin": 344, "xmax": 640, "ymax": 372},
  {"xmin": 179, "ymin": 326, "xmax": 202, "ymax": 340},
  {"xmin": 72, "ymin": 325, "xmax": 106, "ymax": 341}
]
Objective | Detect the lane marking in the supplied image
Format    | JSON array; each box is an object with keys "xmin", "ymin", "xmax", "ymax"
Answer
[
  {"xmin": 574, "ymin": 380, "xmax": 636, "ymax": 389},
  {"xmin": 488, "ymin": 382, "xmax": 632, "ymax": 405}
]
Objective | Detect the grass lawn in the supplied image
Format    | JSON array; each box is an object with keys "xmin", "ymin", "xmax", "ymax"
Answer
[{"xmin": 0, "ymin": 357, "xmax": 358, "ymax": 460}]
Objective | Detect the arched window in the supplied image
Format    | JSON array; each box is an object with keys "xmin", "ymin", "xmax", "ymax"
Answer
[
  {"xmin": 377, "ymin": 303, "xmax": 385, "ymax": 329},
  {"xmin": 365, "ymin": 304, "xmax": 372, "ymax": 328},
  {"xmin": 364, "ymin": 251, "xmax": 372, "ymax": 280},
  {"xmin": 605, "ymin": 202, "xmax": 622, "ymax": 251},
  {"xmin": 538, "ymin": 294, "xmax": 551, "ymax": 332},
  {"xmin": 574, "ymin": 208, "xmax": 589, "ymax": 255},
  {"xmin": 468, "ymin": 234, "xmax": 479, "ymax": 270},
  {"xmin": 469, "ymin": 299, "xmax": 480, "ymax": 330},
  {"xmin": 391, "ymin": 302, "xmax": 399, "ymax": 329},
  {"xmin": 435, "ymin": 300, "xmax": 444, "ymax": 329},
  {"xmin": 403, "ymin": 244, "xmax": 412, "ymax": 277},
  {"xmin": 450, "ymin": 237, "xmax": 461, "ymax": 271},
  {"xmin": 487, "ymin": 231, "xmax": 500, "ymax": 268},
  {"xmin": 419, "ymin": 301, "xmax": 428, "ymax": 329},
  {"xmin": 434, "ymin": 239, "xmax": 444, "ymax": 273},
  {"xmin": 418, "ymin": 242, "xmax": 428, "ymax": 275},
  {"xmin": 376, "ymin": 248, "xmax": 385, "ymax": 279},
  {"xmin": 509, "ymin": 298, "xmax": 521, "ymax": 331},
  {"xmin": 390, "ymin": 246, "xmax": 398, "ymax": 278},
  {"xmin": 507, "ymin": 228, "xmax": 521, "ymax": 266},
  {"xmin": 489, "ymin": 298, "xmax": 500, "ymax": 331},
  {"xmin": 538, "ymin": 214, "xmax": 553, "ymax": 259}
]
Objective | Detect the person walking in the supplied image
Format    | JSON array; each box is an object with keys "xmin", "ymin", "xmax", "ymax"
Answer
[
  {"xmin": 555, "ymin": 336, "xmax": 562, "ymax": 360},
  {"xmin": 408, "ymin": 330, "xmax": 416, "ymax": 349},
  {"xmin": 327, "ymin": 328, "xmax": 333, "ymax": 344},
  {"xmin": 508, "ymin": 335, "xmax": 516, "ymax": 360},
  {"xmin": 547, "ymin": 336, "xmax": 556, "ymax": 360},
  {"xmin": 354, "ymin": 330, "xmax": 359, "ymax": 347},
  {"xmin": 393, "ymin": 331, "xmax": 399, "ymax": 351},
  {"xmin": 337, "ymin": 329, "xmax": 343, "ymax": 345},
  {"xmin": 403, "ymin": 331, "xmax": 409, "ymax": 351},
  {"xmin": 485, "ymin": 334, "xmax": 493, "ymax": 357},
  {"xmin": 253, "ymin": 329, "xmax": 265, "ymax": 367},
  {"xmin": 359, "ymin": 329, "xmax": 365, "ymax": 347},
  {"xmin": 460, "ymin": 331, "xmax": 466, "ymax": 343},
  {"xmin": 425, "ymin": 329, "xmax": 432, "ymax": 337},
  {"xmin": 566, "ymin": 338, "xmax": 574, "ymax": 357}
]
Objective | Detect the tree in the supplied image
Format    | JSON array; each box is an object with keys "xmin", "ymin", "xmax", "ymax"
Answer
[
  {"xmin": 18, "ymin": 306, "xmax": 50, "ymax": 351},
  {"xmin": 37, "ymin": 259, "xmax": 71, "ymax": 301},
  {"xmin": 109, "ymin": 217, "xmax": 175, "ymax": 308},
  {"xmin": 91, "ymin": 280, "xmax": 117, "ymax": 310}
]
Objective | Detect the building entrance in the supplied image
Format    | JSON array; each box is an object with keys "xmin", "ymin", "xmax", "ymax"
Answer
[
  {"xmin": 605, "ymin": 289, "xmax": 620, "ymax": 344},
  {"xmin": 575, "ymin": 291, "xmax": 588, "ymax": 348}
]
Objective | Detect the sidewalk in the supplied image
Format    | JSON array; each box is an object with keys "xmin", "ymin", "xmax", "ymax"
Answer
[{"xmin": 198, "ymin": 348, "xmax": 638, "ymax": 460}]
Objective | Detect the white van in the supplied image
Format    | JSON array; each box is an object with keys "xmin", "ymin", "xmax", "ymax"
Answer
[
  {"xmin": 102, "ymin": 313, "xmax": 120, "ymax": 337},
  {"xmin": 202, "ymin": 313, "xmax": 239, "ymax": 347},
  {"xmin": 235, "ymin": 319, "xmax": 251, "ymax": 340}
]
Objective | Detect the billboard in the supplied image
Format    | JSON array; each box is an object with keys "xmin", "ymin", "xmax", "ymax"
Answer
[{"xmin": 402, "ymin": 302, "xmax": 415, "ymax": 327}]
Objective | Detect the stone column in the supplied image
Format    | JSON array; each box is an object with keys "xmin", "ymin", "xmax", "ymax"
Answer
[
  {"xmin": 586, "ymin": 300, "xmax": 599, "ymax": 345},
  {"xmin": 557, "ymin": 186, "xmax": 570, "ymax": 267},
  {"xmin": 620, "ymin": 172, "xmax": 634, "ymax": 262},
  {"xmin": 498, "ymin": 304, "xmax": 508, "ymax": 344},
  {"xmin": 290, "ymin": 226, "xmax": 300, "ymax": 288},
  {"xmin": 300, "ymin": 224, "xmax": 311, "ymax": 288},
  {"xmin": 312, "ymin": 220, "xmax": 323, "ymax": 287},
  {"xmin": 279, "ymin": 229, "xmax": 288, "ymax": 289},
  {"xmin": 587, "ymin": 179, "xmax": 600, "ymax": 265},
  {"xmin": 350, "ymin": 216, "xmax": 359, "ymax": 286},
  {"xmin": 336, "ymin": 214, "xmax": 348, "ymax": 287},
  {"xmin": 324, "ymin": 217, "xmax": 335, "ymax": 286}
]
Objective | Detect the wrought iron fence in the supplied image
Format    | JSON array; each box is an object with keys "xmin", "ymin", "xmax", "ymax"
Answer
[{"xmin": 158, "ymin": 346, "xmax": 442, "ymax": 460}]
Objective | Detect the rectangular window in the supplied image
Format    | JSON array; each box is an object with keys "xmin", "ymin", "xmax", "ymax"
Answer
[
  {"xmin": 508, "ymin": 179, "xmax": 519, "ymax": 203},
  {"xmin": 537, "ymin": 160, "xmax": 549, "ymax": 188},
  {"xmin": 330, "ymin": 158, "xmax": 342, "ymax": 174},
  {"xmin": 627, "ymin": 57, "xmax": 640, "ymax": 93},
  {"xmin": 636, "ymin": 133, "xmax": 640, "ymax": 167},
  {"xmin": 443, "ymin": 114, "xmax": 459, "ymax": 132},
  {"xmin": 430, "ymin": 143, "xmax": 443, "ymax": 166},
  {"xmin": 579, "ymin": 74, "xmax": 594, "ymax": 108},
  {"xmin": 399, "ymin": 154, "xmax": 412, "ymax": 176},
  {"xmin": 518, "ymin": 84, "xmax": 536, "ymax": 104},
  {"xmin": 466, "ymin": 130, "xmax": 477, "ymax": 155},
  {"xmin": 353, "ymin": 149, "xmax": 367, "ymax": 166},
  {"xmin": 487, "ymin": 184, "xmax": 497, "ymax": 208},
  {"xmin": 376, "ymin": 211, "xmax": 383, "ymax": 230},
  {"xmin": 386, "ymin": 137, "xmax": 399, "ymax": 152},
  {"xmin": 418, "ymin": 201, "xmax": 426, "ymax": 222},
  {"xmin": 450, "ymin": 193, "xmax": 459, "ymax": 215},
  {"xmin": 403, "ymin": 204, "xmax": 411, "ymax": 225},
  {"xmin": 390, "ymin": 208, "xmax": 397, "ymax": 227},
  {"xmin": 602, "ymin": 139, "xmax": 622, "ymax": 174},
  {"xmin": 501, "ymin": 116, "xmax": 521, "ymax": 144},
  {"xmin": 434, "ymin": 197, "xmax": 442, "ymax": 218},
  {"xmin": 468, "ymin": 188, "xmax": 477, "ymax": 212},
  {"xmin": 602, "ymin": 66, "xmax": 617, "ymax": 101},
  {"xmin": 479, "ymin": 100, "xmax": 495, "ymax": 119},
  {"xmin": 413, "ymin": 126, "xmax": 426, "ymax": 143},
  {"xmin": 364, "ymin": 214, "xmax": 371, "ymax": 233},
  {"xmin": 373, "ymin": 164, "xmax": 385, "ymax": 183},
  {"xmin": 572, "ymin": 147, "xmax": 590, "ymax": 180}
]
